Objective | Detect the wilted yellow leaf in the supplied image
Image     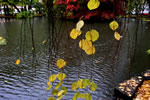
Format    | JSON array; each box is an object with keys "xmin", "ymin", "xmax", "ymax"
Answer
[
  {"xmin": 56, "ymin": 59, "xmax": 66, "ymax": 69},
  {"xmin": 87, "ymin": 0, "xmax": 100, "ymax": 10},
  {"xmin": 76, "ymin": 20, "xmax": 84, "ymax": 31},
  {"xmin": 109, "ymin": 20, "xmax": 119, "ymax": 31},
  {"xmin": 85, "ymin": 29, "xmax": 99, "ymax": 42},
  {"xmin": 70, "ymin": 28, "xmax": 82, "ymax": 39},
  {"xmin": 16, "ymin": 59, "xmax": 21, "ymax": 65},
  {"xmin": 114, "ymin": 32, "xmax": 121, "ymax": 41}
]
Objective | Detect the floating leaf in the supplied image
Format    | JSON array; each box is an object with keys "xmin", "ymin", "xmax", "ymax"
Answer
[
  {"xmin": 56, "ymin": 95, "xmax": 65, "ymax": 100},
  {"xmin": 84, "ymin": 45, "xmax": 96, "ymax": 55},
  {"xmin": 77, "ymin": 79, "xmax": 83, "ymax": 88},
  {"xmin": 49, "ymin": 74, "xmax": 57, "ymax": 82},
  {"xmin": 57, "ymin": 73, "xmax": 66, "ymax": 81},
  {"xmin": 114, "ymin": 32, "xmax": 121, "ymax": 41},
  {"xmin": 79, "ymin": 39, "xmax": 95, "ymax": 55},
  {"xmin": 0, "ymin": 37, "xmax": 7, "ymax": 45},
  {"xmin": 4, "ymin": 80, "xmax": 8, "ymax": 83},
  {"xmin": 16, "ymin": 59, "xmax": 21, "ymax": 65},
  {"xmin": 55, "ymin": 82, "xmax": 63, "ymax": 89},
  {"xmin": 73, "ymin": 92, "xmax": 80, "ymax": 100},
  {"xmin": 52, "ymin": 89, "xmax": 58, "ymax": 96},
  {"xmin": 57, "ymin": 90, "xmax": 65, "ymax": 96},
  {"xmin": 32, "ymin": 47, "xmax": 34, "ymax": 50},
  {"xmin": 48, "ymin": 81, "xmax": 51, "ymax": 86},
  {"xmin": 146, "ymin": 49, "xmax": 150, "ymax": 54},
  {"xmin": 61, "ymin": 86, "xmax": 67, "ymax": 95},
  {"xmin": 78, "ymin": 93, "xmax": 86, "ymax": 98},
  {"xmin": 72, "ymin": 81, "xmax": 78, "ymax": 90},
  {"xmin": 87, "ymin": 0, "xmax": 100, "ymax": 10},
  {"xmin": 70, "ymin": 28, "xmax": 82, "ymax": 39},
  {"xmin": 85, "ymin": 29, "xmax": 99, "ymax": 42},
  {"xmin": 42, "ymin": 40, "xmax": 46, "ymax": 44},
  {"xmin": 48, "ymin": 96, "xmax": 55, "ymax": 100},
  {"xmin": 82, "ymin": 79, "xmax": 91, "ymax": 88},
  {"xmin": 46, "ymin": 84, "xmax": 52, "ymax": 91},
  {"xmin": 56, "ymin": 59, "xmax": 66, "ymax": 69},
  {"xmin": 90, "ymin": 81, "xmax": 97, "ymax": 92},
  {"xmin": 85, "ymin": 93, "xmax": 92, "ymax": 100},
  {"xmin": 109, "ymin": 20, "xmax": 119, "ymax": 31},
  {"xmin": 79, "ymin": 39, "xmax": 92, "ymax": 50},
  {"xmin": 76, "ymin": 20, "xmax": 84, "ymax": 31}
]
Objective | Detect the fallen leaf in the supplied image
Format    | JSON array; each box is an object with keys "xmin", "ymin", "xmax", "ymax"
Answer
[
  {"xmin": 76, "ymin": 20, "xmax": 84, "ymax": 31},
  {"xmin": 109, "ymin": 20, "xmax": 119, "ymax": 31},
  {"xmin": 114, "ymin": 32, "xmax": 121, "ymax": 41},
  {"xmin": 85, "ymin": 29, "xmax": 99, "ymax": 42},
  {"xmin": 87, "ymin": 0, "xmax": 100, "ymax": 10},
  {"xmin": 56, "ymin": 59, "xmax": 66, "ymax": 69},
  {"xmin": 70, "ymin": 28, "xmax": 82, "ymax": 39},
  {"xmin": 16, "ymin": 59, "xmax": 21, "ymax": 65}
]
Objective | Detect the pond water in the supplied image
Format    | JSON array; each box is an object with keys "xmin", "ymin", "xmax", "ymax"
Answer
[{"xmin": 0, "ymin": 17, "xmax": 150, "ymax": 100}]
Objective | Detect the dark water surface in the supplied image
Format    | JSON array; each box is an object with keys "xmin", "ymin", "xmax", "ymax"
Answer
[{"xmin": 0, "ymin": 18, "xmax": 150, "ymax": 100}]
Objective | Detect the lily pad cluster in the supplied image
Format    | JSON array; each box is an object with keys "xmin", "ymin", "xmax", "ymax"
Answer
[
  {"xmin": 109, "ymin": 20, "xmax": 121, "ymax": 41},
  {"xmin": 70, "ymin": 20, "xmax": 99, "ymax": 55},
  {"xmin": 47, "ymin": 73, "xmax": 67, "ymax": 100},
  {"xmin": 72, "ymin": 79, "xmax": 97, "ymax": 100}
]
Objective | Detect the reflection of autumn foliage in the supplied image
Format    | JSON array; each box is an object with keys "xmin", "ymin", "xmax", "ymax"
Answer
[{"xmin": 55, "ymin": 0, "xmax": 126, "ymax": 20}]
